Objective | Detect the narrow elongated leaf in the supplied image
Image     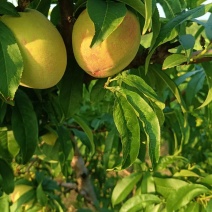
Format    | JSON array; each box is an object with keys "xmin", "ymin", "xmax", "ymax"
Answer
[
  {"xmin": 73, "ymin": 115, "xmax": 95, "ymax": 155},
  {"xmin": 166, "ymin": 184, "xmax": 209, "ymax": 211},
  {"xmin": 157, "ymin": 0, "xmax": 182, "ymax": 19},
  {"xmin": 185, "ymin": 202, "xmax": 200, "ymax": 212},
  {"xmin": 11, "ymin": 90, "xmax": 38, "ymax": 164},
  {"xmin": 152, "ymin": 68, "xmax": 187, "ymax": 112},
  {"xmin": 174, "ymin": 170, "xmax": 200, "ymax": 177},
  {"xmin": 117, "ymin": 0, "xmax": 145, "ymax": 17},
  {"xmin": 120, "ymin": 194, "xmax": 161, "ymax": 212},
  {"xmin": 112, "ymin": 172, "xmax": 142, "ymax": 206},
  {"xmin": 153, "ymin": 3, "xmax": 212, "ymax": 49},
  {"xmin": 143, "ymin": 0, "xmax": 152, "ymax": 34},
  {"xmin": 197, "ymin": 62, "xmax": 212, "ymax": 108},
  {"xmin": 0, "ymin": 158, "xmax": 14, "ymax": 194},
  {"xmin": 186, "ymin": 70, "xmax": 205, "ymax": 106},
  {"xmin": 0, "ymin": 194, "xmax": 9, "ymax": 212},
  {"xmin": 29, "ymin": 0, "xmax": 51, "ymax": 16},
  {"xmin": 0, "ymin": 1, "xmax": 20, "ymax": 16},
  {"xmin": 57, "ymin": 126, "xmax": 73, "ymax": 160},
  {"xmin": 0, "ymin": 129, "xmax": 12, "ymax": 162},
  {"xmin": 163, "ymin": 54, "xmax": 187, "ymax": 69},
  {"xmin": 119, "ymin": 73, "xmax": 165, "ymax": 109},
  {"xmin": 113, "ymin": 92, "xmax": 140, "ymax": 169},
  {"xmin": 36, "ymin": 183, "xmax": 48, "ymax": 206},
  {"xmin": 0, "ymin": 22, "xmax": 23, "ymax": 102},
  {"xmin": 87, "ymin": 0, "xmax": 127, "ymax": 47},
  {"xmin": 146, "ymin": 3, "xmax": 212, "ymax": 71},
  {"xmin": 119, "ymin": 88, "xmax": 161, "ymax": 166},
  {"xmin": 58, "ymin": 64, "xmax": 83, "ymax": 119}
]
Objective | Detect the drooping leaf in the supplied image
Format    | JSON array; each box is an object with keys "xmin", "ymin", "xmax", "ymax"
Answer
[
  {"xmin": 0, "ymin": 21, "xmax": 23, "ymax": 103},
  {"xmin": 0, "ymin": 158, "xmax": 14, "ymax": 194},
  {"xmin": 58, "ymin": 64, "xmax": 83, "ymax": 119},
  {"xmin": 87, "ymin": 0, "xmax": 127, "ymax": 47},
  {"xmin": 57, "ymin": 126, "xmax": 73, "ymax": 160},
  {"xmin": 143, "ymin": 0, "xmax": 152, "ymax": 34},
  {"xmin": 113, "ymin": 92, "xmax": 140, "ymax": 169},
  {"xmin": 112, "ymin": 172, "xmax": 142, "ymax": 206},
  {"xmin": 119, "ymin": 72, "xmax": 165, "ymax": 110},
  {"xmin": 0, "ymin": 1, "xmax": 20, "ymax": 16},
  {"xmin": 197, "ymin": 62, "xmax": 212, "ymax": 108},
  {"xmin": 118, "ymin": 88, "xmax": 161, "ymax": 166},
  {"xmin": 11, "ymin": 90, "xmax": 38, "ymax": 164},
  {"xmin": 120, "ymin": 194, "xmax": 161, "ymax": 212},
  {"xmin": 152, "ymin": 68, "xmax": 187, "ymax": 112},
  {"xmin": 166, "ymin": 184, "xmax": 209, "ymax": 211},
  {"xmin": 186, "ymin": 69, "xmax": 205, "ymax": 106},
  {"xmin": 73, "ymin": 115, "xmax": 95, "ymax": 155}
]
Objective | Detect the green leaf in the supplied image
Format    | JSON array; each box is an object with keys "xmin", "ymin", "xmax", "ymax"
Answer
[
  {"xmin": 186, "ymin": 70, "xmax": 205, "ymax": 106},
  {"xmin": 154, "ymin": 177, "xmax": 188, "ymax": 198},
  {"xmin": 87, "ymin": 0, "xmax": 127, "ymax": 47},
  {"xmin": 111, "ymin": 172, "xmax": 142, "ymax": 206},
  {"xmin": 29, "ymin": 0, "xmax": 51, "ymax": 16},
  {"xmin": 113, "ymin": 92, "xmax": 140, "ymax": 169},
  {"xmin": 118, "ymin": 88, "xmax": 161, "ymax": 166},
  {"xmin": 143, "ymin": 0, "xmax": 152, "ymax": 34},
  {"xmin": 173, "ymin": 169, "xmax": 200, "ymax": 178},
  {"xmin": 57, "ymin": 126, "xmax": 73, "ymax": 160},
  {"xmin": 117, "ymin": 0, "xmax": 145, "ymax": 18},
  {"xmin": 73, "ymin": 115, "xmax": 95, "ymax": 155},
  {"xmin": 0, "ymin": 158, "xmax": 14, "ymax": 194},
  {"xmin": 140, "ymin": 172, "xmax": 155, "ymax": 194},
  {"xmin": 157, "ymin": 0, "xmax": 182, "ymax": 19},
  {"xmin": 36, "ymin": 183, "xmax": 48, "ymax": 206},
  {"xmin": 119, "ymin": 72, "xmax": 165, "ymax": 110},
  {"xmin": 90, "ymin": 79, "xmax": 107, "ymax": 103},
  {"xmin": 179, "ymin": 34, "xmax": 195, "ymax": 63},
  {"xmin": 58, "ymin": 64, "xmax": 83, "ymax": 119},
  {"xmin": 11, "ymin": 90, "xmax": 38, "ymax": 164},
  {"xmin": 0, "ymin": 21, "xmax": 23, "ymax": 102},
  {"xmin": 10, "ymin": 187, "xmax": 36, "ymax": 212},
  {"xmin": 197, "ymin": 62, "xmax": 212, "ymax": 109},
  {"xmin": 0, "ymin": 1, "xmax": 20, "ymax": 16},
  {"xmin": 0, "ymin": 129, "xmax": 12, "ymax": 162},
  {"xmin": 0, "ymin": 194, "xmax": 10, "ymax": 212},
  {"xmin": 153, "ymin": 3, "xmax": 212, "ymax": 49},
  {"xmin": 185, "ymin": 202, "xmax": 200, "ymax": 212},
  {"xmin": 120, "ymin": 194, "xmax": 161, "ymax": 212},
  {"xmin": 163, "ymin": 54, "xmax": 187, "ymax": 69},
  {"xmin": 166, "ymin": 184, "xmax": 209, "ymax": 211},
  {"xmin": 146, "ymin": 3, "xmax": 212, "ymax": 71},
  {"xmin": 152, "ymin": 68, "xmax": 187, "ymax": 112}
]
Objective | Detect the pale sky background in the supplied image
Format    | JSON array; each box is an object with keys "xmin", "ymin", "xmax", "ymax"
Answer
[{"xmin": 7, "ymin": 0, "xmax": 212, "ymax": 20}]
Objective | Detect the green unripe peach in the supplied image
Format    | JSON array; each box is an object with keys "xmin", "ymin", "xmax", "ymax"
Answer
[
  {"xmin": 72, "ymin": 9, "xmax": 141, "ymax": 78},
  {"xmin": 1, "ymin": 9, "xmax": 67, "ymax": 89}
]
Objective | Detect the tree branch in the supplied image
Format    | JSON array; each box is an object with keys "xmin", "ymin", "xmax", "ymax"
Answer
[{"xmin": 70, "ymin": 133, "xmax": 98, "ymax": 206}]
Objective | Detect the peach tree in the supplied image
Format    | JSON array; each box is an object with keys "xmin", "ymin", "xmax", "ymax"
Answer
[{"xmin": 0, "ymin": 0, "xmax": 212, "ymax": 211}]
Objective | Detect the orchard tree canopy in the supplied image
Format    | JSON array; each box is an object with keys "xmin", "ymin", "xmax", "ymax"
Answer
[{"xmin": 0, "ymin": 0, "xmax": 212, "ymax": 211}]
